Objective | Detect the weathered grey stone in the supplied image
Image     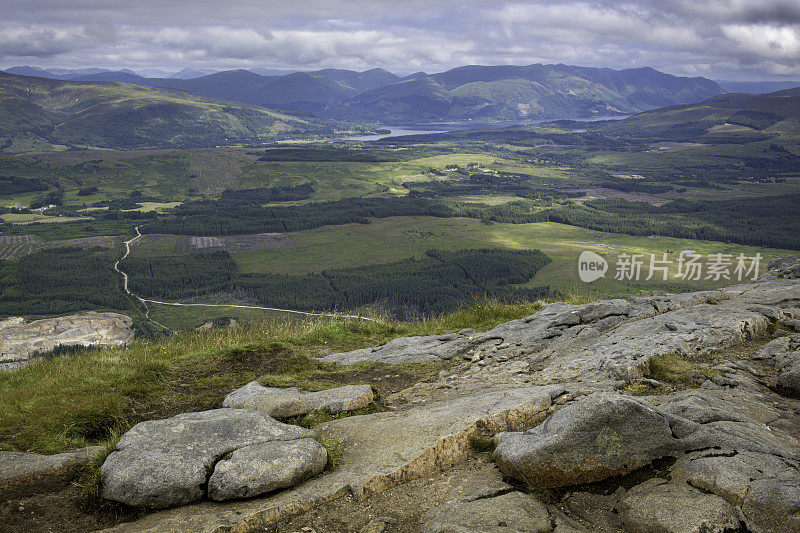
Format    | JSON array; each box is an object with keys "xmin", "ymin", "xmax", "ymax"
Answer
[
  {"xmin": 222, "ymin": 381, "xmax": 374, "ymax": 418},
  {"xmin": 0, "ymin": 446, "xmax": 101, "ymax": 500},
  {"xmin": 98, "ymin": 274, "xmax": 800, "ymax": 532},
  {"xmin": 322, "ymin": 333, "xmax": 474, "ymax": 365},
  {"xmin": 741, "ymin": 477, "xmax": 800, "ymax": 533},
  {"xmin": 670, "ymin": 450, "xmax": 799, "ymax": 506},
  {"xmin": 618, "ymin": 480, "xmax": 741, "ymax": 533},
  {"xmin": 775, "ymin": 350, "xmax": 800, "ymax": 397},
  {"xmin": 101, "ymin": 409, "xmax": 312, "ymax": 508},
  {"xmin": 208, "ymin": 438, "xmax": 326, "ymax": 501},
  {"xmin": 494, "ymin": 392, "xmax": 684, "ymax": 487},
  {"xmin": 421, "ymin": 491, "xmax": 552, "ymax": 533}
]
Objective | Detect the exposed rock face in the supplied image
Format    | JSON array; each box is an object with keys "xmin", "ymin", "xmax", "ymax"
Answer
[
  {"xmin": 762, "ymin": 255, "xmax": 800, "ymax": 280},
  {"xmin": 97, "ymin": 264, "xmax": 800, "ymax": 532},
  {"xmin": 322, "ymin": 281, "xmax": 799, "ymax": 385},
  {"xmin": 0, "ymin": 312, "xmax": 133, "ymax": 369},
  {"xmin": 421, "ymin": 491, "xmax": 552, "ymax": 533},
  {"xmin": 494, "ymin": 392, "xmax": 684, "ymax": 487},
  {"xmin": 222, "ymin": 381, "xmax": 374, "ymax": 418},
  {"xmin": 100, "ymin": 409, "xmax": 317, "ymax": 508},
  {"xmin": 207, "ymin": 438, "xmax": 326, "ymax": 501}
]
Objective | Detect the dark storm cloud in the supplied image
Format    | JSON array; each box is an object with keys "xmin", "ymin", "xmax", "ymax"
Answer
[{"xmin": 1, "ymin": 1, "xmax": 798, "ymax": 80}]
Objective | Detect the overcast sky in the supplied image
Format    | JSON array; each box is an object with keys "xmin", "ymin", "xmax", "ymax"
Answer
[{"xmin": 1, "ymin": 0, "xmax": 799, "ymax": 80}]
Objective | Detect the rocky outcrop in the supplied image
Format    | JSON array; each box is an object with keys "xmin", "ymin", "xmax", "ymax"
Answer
[
  {"xmin": 100, "ymin": 409, "xmax": 321, "ymax": 508},
  {"xmin": 0, "ymin": 312, "xmax": 133, "ymax": 369},
  {"xmin": 222, "ymin": 382, "xmax": 374, "ymax": 418},
  {"xmin": 761, "ymin": 255, "xmax": 800, "ymax": 280},
  {"xmin": 322, "ymin": 281, "xmax": 800, "ymax": 385},
  {"xmin": 96, "ymin": 267, "xmax": 800, "ymax": 532},
  {"xmin": 103, "ymin": 386, "xmax": 564, "ymax": 531},
  {"xmin": 494, "ymin": 392, "xmax": 686, "ymax": 487}
]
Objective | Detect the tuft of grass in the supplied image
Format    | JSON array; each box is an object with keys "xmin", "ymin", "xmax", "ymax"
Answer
[
  {"xmin": 82, "ymin": 426, "xmax": 126, "ymax": 506},
  {"xmin": 767, "ymin": 321, "xmax": 791, "ymax": 335},
  {"xmin": 315, "ymin": 435, "xmax": 344, "ymax": 471},
  {"xmin": 648, "ymin": 353, "xmax": 720, "ymax": 385},
  {"xmin": 623, "ymin": 382, "xmax": 652, "ymax": 396}
]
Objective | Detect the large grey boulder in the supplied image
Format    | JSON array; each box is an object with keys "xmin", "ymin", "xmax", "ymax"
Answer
[
  {"xmin": 100, "ymin": 409, "xmax": 315, "ymax": 508},
  {"xmin": 222, "ymin": 381, "xmax": 374, "ymax": 418},
  {"xmin": 617, "ymin": 480, "xmax": 741, "ymax": 533},
  {"xmin": 421, "ymin": 491, "xmax": 552, "ymax": 533},
  {"xmin": 494, "ymin": 392, "xmax": 684, "ymax": 487},
  {"xmin": 208, "ymin": 438, "xmax": 326, "ymax": 501}
]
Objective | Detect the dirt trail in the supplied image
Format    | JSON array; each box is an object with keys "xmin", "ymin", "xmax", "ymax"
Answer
[{"xmin": 114, "ymin": 227, "xmax": 377, "ymax": 330}]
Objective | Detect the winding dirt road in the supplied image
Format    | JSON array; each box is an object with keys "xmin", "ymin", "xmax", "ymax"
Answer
[{"xmin": 114, "ymin": 227, "xmax": 376, "ymax": 329}]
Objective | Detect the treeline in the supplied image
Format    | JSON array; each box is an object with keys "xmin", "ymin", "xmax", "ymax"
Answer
[
  {"xmin": 142, "ymin": 196, "xmax": 465, "ymax": 235},
  {"xmin": 599, "ymin": 181, "xmax": 673, "ymax": 194},
  {"xmin": 536, "ymin": 194, "xmax": 800, "ymax": 249},
  {"xmin": 121, "ymin": 248, "xmax": 553, "ymax": 316},
  {"xmin": 0, "ymin": 248, "xmax": 130, "ymax": 316},
  {"xmin": 0, "ymin": 175, "xmax": 49, "ymax": 196},
  {"xmin": 121, "ymin": 251, "xmax": 236, "ymax": 299},
  {"xmin": 256, "ymin": 146, "xmax": 425, "ymax": 162},
  {"xmin": 728, "ymin": 110, "xmax": 782, "ymax": 130},
  {"xmin": 218, "ymin": 184, "xmax": 314, "ymax": 204}
]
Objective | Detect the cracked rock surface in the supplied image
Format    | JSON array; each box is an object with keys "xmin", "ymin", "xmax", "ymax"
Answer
[{"xmin": 100, "ymin": 409, "xmax": 317, "ymax": 508}]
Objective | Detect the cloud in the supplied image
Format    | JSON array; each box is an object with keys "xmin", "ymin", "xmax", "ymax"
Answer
[{"xmin": 0, "ymin": 0, "xmax": 798, "ymax": 80}]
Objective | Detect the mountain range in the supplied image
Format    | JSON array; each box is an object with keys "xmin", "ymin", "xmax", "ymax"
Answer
[{"xmin": 3, "ymin": 64, "xmax": 727, "ymax": 123}]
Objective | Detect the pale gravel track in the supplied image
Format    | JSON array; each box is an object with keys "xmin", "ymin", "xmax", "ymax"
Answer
[{"xmin": 114, "ymin": 227, "xmax": 377, "ymax": 331}]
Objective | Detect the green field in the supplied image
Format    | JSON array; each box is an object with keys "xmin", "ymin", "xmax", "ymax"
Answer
[{"xmin": 123, "ymin": 216, "xmax": 797, "ymax": 300}]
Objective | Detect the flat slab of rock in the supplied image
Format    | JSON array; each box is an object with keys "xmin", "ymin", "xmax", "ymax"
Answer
[
  {"xmin": 495, "ymin": 391, "xmax": 685, "ymax": 487},
  {"xmin": 222, "ymin": 382, "xmax": 374, "ymax": 418},
  {"xmin": 103, "ymin": 385, "xmax": 563, "ymax": 532},
  {"xmin": 100, "ymin": 409, "xmax": 314, "ymax": 508},
  {"xmin": 421, "ymin": 491, "xmax": 552, "ymax": 533},
  {"xmin": 0, "ymin": 446, "xmax": 100, "ymax": 500}
]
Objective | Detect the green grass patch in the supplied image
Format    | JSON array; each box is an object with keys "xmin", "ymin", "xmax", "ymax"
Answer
[
  {"xmin": 82, "ymin": 426, "xmax": 126, "ymax": 506},
  {"xmin": 648, "ymin": 353, "xmax": 721, "ymax": 385},
  {"xmin": 315, "ymin": 434, "xmax": 344, "ymax": 471}
]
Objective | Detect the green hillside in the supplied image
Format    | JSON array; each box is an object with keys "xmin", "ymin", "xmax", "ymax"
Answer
[
  {"xmin": 601, "ymin": 87, "xmax": 800, "ymax": 140},
  {"xmin": 0, "ymin": 72, "xmax": 346, "ymax": 153}
]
